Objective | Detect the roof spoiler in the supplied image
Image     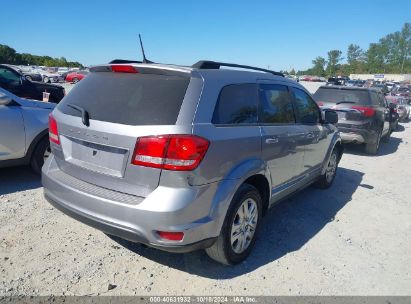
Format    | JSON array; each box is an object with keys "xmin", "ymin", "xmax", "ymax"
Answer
[
  {"xmin": 109, "ymin": 59, "xmax": 143, "ymax": 64},
  {"xmin": 192, "ymin": 60, "xmax": 284, "ymax": 77}
]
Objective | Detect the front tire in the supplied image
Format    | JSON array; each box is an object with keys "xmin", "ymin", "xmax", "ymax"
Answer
[
  {"xmin": 30, "ymin": 137, "xmax": 51, "ymax": 174},
  {"xmin": 205, "ymin": 184, "xmax": 262, "ymax": 265}
]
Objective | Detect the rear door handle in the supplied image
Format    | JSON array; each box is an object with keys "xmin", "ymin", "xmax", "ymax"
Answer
[{"xmin": 265, "ymin": 137, "xmax": 279, "ymax": 144}]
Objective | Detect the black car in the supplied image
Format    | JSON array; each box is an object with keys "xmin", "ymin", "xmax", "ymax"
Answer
[
  {"xmin": 314, "ymin": 86, "xmax": 396, "ymax": 155},
  {"xmin": 4, "ymin": 65, "xmax": 44, "ymax": 82},
  {"xmin": 327, "ymin": 76, "xmax": 349, "ymax": 86},
  {"xmin": 0, "ymin": 64, "xmax": 65, "ymax": 103}
]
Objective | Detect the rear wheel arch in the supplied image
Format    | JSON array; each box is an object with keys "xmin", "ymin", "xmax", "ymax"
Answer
[
  {"xmin": 243, "ymin": 174, "xmax": 270, "ymax": 216},
  {"xmin": 26, "ymin": 129, "xmax": 49, "ymax": 162}
]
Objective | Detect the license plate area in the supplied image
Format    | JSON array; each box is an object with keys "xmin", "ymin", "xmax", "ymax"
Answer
[
  {"xmin": 336, "ymin": 111, "xmax": 346, "ymax": 120},
  {"xmin": 60, "ymin": 136, "xmax": 129, "ymax": 177}
]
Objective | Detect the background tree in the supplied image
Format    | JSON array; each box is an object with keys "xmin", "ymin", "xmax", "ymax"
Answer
[
  {"xmin": 299, "ymin": 23, "xmax": 411, "ymax": 76},
  {"xmin": 326, "ymin": 50, "xmax": 343, "ymax": 76},
  {"xmin": 311, "ymin": 56, "xmax": 327, "ymax": 76},
  {"xmin": 0, "ymin": 44, "xmax": 83, "ymax": 67}
]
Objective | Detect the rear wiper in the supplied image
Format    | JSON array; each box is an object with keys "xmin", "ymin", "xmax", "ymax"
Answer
[
  {"xmin": 336, "ymin": 101, "xmax": 357, "ymax": 105},
  {"xmin": 67, "ymin": 104, "xmax": 90, "ymax": 127}
]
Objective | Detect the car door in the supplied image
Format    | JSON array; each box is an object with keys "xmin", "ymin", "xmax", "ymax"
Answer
[
  {"xmin": 0, "ymin": 96, "xmax": 26, "ymax": 161},
  {"xmin": 0, "ymin": 67, "xmax": 23, "ymax": 95},
  {"xmin": 258, "ymin": 83, "xmax": 305, "ymax": 193},
  {"xmin": 290, "ymin": 86, "xmax": 330, "ymax": 174}
]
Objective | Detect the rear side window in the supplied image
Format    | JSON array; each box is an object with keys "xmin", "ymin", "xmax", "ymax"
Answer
[
  {"xmin": 291, "ymin": 87, "xmax": 321, "ymax": 124},
  {"xmin": 313, "ymin": 88, "xmax": 371, "ymax": 105},
  {"xmin": 370, "ymin": 92, "xmax": 380, "ymax": 106},
  {"xmin": 212, "ymin": 84, "xmax": 258, "ymax": 124},
  {"xmin": 58, "ymin": 72, "xmax": 189, "ymax": 125},
  {"xmin": 259, "ymin": 84, "xmax": 295, "ymax": 124}
]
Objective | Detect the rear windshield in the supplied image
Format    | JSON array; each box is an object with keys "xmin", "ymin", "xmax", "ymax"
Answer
[
  {"xmin": 58, "ymin": 72, "xmax": 190, "ymax": 125},
  {"xmin": 313, "ymin": 88, "xmax": 370, "ymax": 104}
]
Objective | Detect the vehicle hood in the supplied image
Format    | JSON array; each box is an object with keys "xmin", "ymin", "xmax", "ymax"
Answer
[{"xmin": 19, "ymin": 98, "xmax": 56, "ymax": 110}]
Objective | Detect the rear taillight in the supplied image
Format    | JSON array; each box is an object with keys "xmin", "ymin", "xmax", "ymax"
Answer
[
  {"xmin": 351, "ymin": 106, "xmax": 376, "ymax": 117},
  {"xmin": 111, "ymin": 65, "xmax": 138, "ymax": 73},
  {"xmin": 132, "ymin": 135, "xmax": 209, "ymax": 171},
  {"xmin": 48, "ymin": 114, "xmax": 60, "ymax": 145}
]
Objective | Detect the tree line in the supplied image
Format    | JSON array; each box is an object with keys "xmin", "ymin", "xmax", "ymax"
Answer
[
  {"xmin": 0, "ymin": 44, "xmax": 83, "ymax": 68},
  {"xmin": 294, "ymin": 23, "xmax": 411, "ymax": 77}
]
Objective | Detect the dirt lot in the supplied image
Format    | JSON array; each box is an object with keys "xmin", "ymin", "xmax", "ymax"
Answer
[{"xmin": 1, "ymin": 123, "xmax": 411, "ymax": 296}]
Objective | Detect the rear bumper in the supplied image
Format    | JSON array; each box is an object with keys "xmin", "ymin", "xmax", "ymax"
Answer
[
  {"xmin": 337, "ymin": 125, "xmax": 377, "ymax": 144},
  {"xmin": 42, "ymin": 155, "xmax": 220, "ymax": 253},
  {"xmin": 45, "ymin": 192, "xmax": 216, "ymax": 252}
]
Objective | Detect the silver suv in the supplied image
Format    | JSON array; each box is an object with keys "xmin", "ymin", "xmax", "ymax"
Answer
[{"xmin": 42, "ymin": 61, "xmax": 342, "ymax": 265}]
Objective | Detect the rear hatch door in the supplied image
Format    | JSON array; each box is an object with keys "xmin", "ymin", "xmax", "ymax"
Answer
[
  {"xmin": 313, "ymin": 87, "xmax": 372, "ymax": 126},
  {"xmin": 51, "ymin": 67, "xmax": 191, "ymax": 197}
]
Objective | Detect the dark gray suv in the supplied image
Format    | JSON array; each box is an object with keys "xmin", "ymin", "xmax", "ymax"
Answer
[
  {"xmin": 42, "ymin": 61, "xmax": 342, "ymax": 265},
  {"xmin": 314, "ymin": 86, "xmax": 393, "ymax": 155}
]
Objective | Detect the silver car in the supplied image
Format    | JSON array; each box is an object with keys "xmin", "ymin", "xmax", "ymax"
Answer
[
  {"xmin": 42, "ymin": 61, "xmax": 342, "ymax": 265},
  {"xmin": 0, "ymin": 88, "xmax": 55, "ymax": 173}
]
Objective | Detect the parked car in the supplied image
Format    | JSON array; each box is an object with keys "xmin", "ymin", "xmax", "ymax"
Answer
[
  {"xmin": 58, "ymin": 70, "xmax": 75, "ymax": 82},
  {"xmin": 0, "ymin": 88, "xmax": 55, "ymax": 173},
  {"xmin": 327, "ymin": 76, "xmax": 349, "ymax": 86},
  {"xmin": 372, "ymin": 83, "xmax": 389, "ymax": 95},
  {"xmin": 42, "ymin": 60, "xmax": 343, "ymax": 265},
  {"xmin": 65, "ymin": 70, "xmax": 89, "ymax": 83},
  {"xmin": 313, "ymin": 86, "xmax": 395, "ymax": 154},
  {"xmin": 386, "ymin": 96, "xmax": 410, "ymax": 122},
  {"xmin": 3, "ymin": 64, "xmax": 43, "ymax": 82},
  {"xmin": 392, "ymin": 86, "xmax": 411, "ymax": 98},
  {"xmin": 0, "ymin": 64, "xmax": 65, "ymax": 103},
  {"xmin": 346, "ymin": 80, "xmax": 365, "ymax": 87}
]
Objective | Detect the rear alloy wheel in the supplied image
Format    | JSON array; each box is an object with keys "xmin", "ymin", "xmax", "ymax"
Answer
[
  {"xmin": 205, "ymin": 184, "xmax": 262, "ymax": 265},
  {"xmin": 365, "ymin": 131, "xmax": 381, "ymax": 155},
  {"xmin": 315, "ymin": 149, "xmax": 339, "ymax": 189}
]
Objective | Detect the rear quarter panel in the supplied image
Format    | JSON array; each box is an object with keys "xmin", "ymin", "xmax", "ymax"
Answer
[{"xmin": 20, "ymin": 106, "xmax": 52, "ymax": 154}]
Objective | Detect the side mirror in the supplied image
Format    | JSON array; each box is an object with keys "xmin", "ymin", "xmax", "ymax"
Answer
[
  {"xmin": 324, "ymin": 110, "xmax": 338, "ymax": 124},
  {"xmin": 0, "ymin": 92, "xmax": 13, "ymax": 106}
]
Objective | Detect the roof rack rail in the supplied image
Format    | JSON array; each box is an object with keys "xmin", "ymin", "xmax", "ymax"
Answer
[
  {"xmin": 109, "ymin": 59, "xmax": 143, "ymax": 64},
  {"xmin": 192, "ymin": 60, "xmax": 284, "ymax": 77}
]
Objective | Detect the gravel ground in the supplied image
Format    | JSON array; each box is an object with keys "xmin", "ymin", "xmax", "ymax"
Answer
[{"xmin": 1, "ymin": 123, "xmax": 411, "ymax": 296}]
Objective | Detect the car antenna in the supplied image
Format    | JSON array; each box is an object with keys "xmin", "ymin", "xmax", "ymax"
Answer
[{"xmin": 139, "ymin": 34, "xmax": 153, "ymax": 64}]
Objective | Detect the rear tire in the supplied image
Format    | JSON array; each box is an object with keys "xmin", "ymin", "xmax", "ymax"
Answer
[
  {"xmin": 364, "ymin": 131, "xmax": 381, "ymax": 155},
  {"xmin": 315, "ymin": 148, "xmax": 339, "ymax": 189},
  {"xmin": 205, "ymin": 184, "xmax": 262, "ymax": 265},
  {"xmin": 30, "ymin": 137, "xmax": 51, "ymax": 174},
  {"xmin": 381, "ymin": 130, "xmax": 390, "ymax": 143}
]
